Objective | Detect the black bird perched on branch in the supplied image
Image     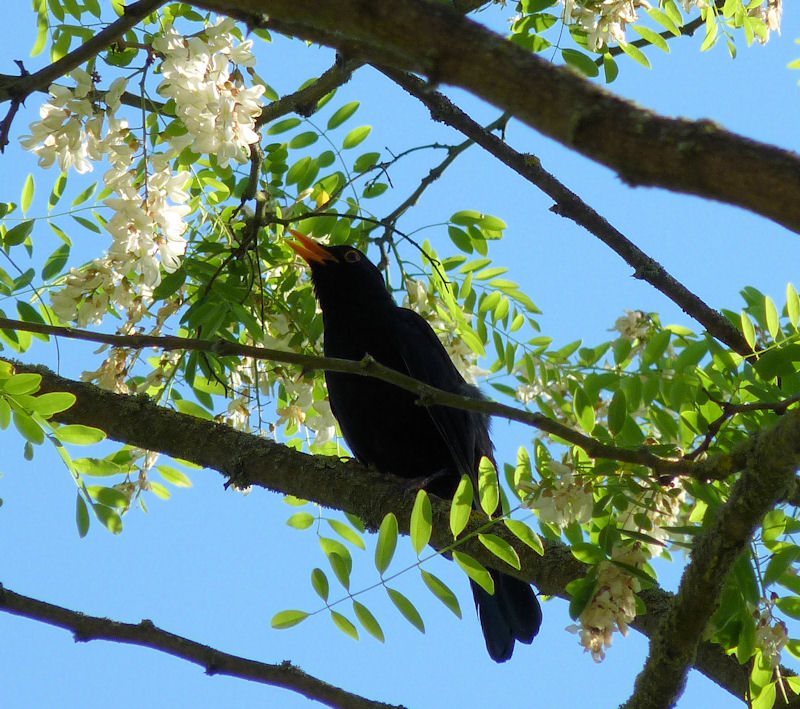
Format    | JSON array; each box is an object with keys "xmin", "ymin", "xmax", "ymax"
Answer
[{"xmin": 288, "ymin": 230, "xmax": 541, "ymax": 662}]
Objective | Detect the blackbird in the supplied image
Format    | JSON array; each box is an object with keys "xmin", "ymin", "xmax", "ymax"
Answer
[{"xmin": 289, "ymin": 231, "xmax": 541, "ymax": 662}]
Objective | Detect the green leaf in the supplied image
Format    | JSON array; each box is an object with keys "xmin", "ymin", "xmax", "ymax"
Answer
[
  {"xmin": 740, "ymin": 311, "xmax": 757, "ymax": 350},
  {"xmin": 478, "ymin": 533, "xmax": 521, "ymax": 570},
  {"xmin": 287, "ymin": 512, "xmax": 315, "ymax": 529},
  {"xmin": 410, "ymin": 489, "xmax": 432, "ymax": 555},
  {"xmin": 386, "ymin": 588, "xmax": 425, "ymax": 633},
  {"xmin": 608, "ymin": 389, "xmax": 626, "ymax": 436},
  {"xmin": 21, "ymin": 174, "xmax": 35, "ymax": 214},
  {"xmin": 327, "ymin": 102, "xmax": 359, "ymax": 130},
  {"xmin": 30, "ymin": 391, "xmax": 75, "ymax": 417},
  {"xmin": 88, "ymin": 485, "xmax": 129, "ymax": 508},
  {"xmin": 764, "ymin": 295, "xmax": 780, "ymax": 340},
  {"xmin": 353, "ymin": 600, "xmax": 384, "ymax": 642},
  {"xmin": 311, "ymin": 567, "xmax": 329, "ymax": 601},
  {"xmin": 266, "ymin": 117, "xmax": 301, "ymax": 135},
  {"xmin": 504, "ymin": 519, "xmax": 544, "ymax": 556},
  {"xmin": 71, "ymin": 181, "xmax": 97, "ymax": 207},
  {"xmin": 342, "ymin": 126, "xmax": 371, "ymax": 149},
  {"xmin": 3, "ymin": 372, "xmax": 42, "ymax": 395},
  {"xmin": 330, "ymin": 610, "xmax": 359, "ymax": 640},
  {"xmin": 353, "ymin": 152, "xmax": 381, "ymax": 173},
  {"xmin": 420, "ymin": 569, "xmax": 462, "ymax": 618},
  {"xmin": 631, "ymin": 25, "xmax": 670, "ymax": 53},
  {"xmin": 453, "ymin": 551, "xmax": 494, "ymax": 594},
  {"xmin": 571, "ymin": 542, "xmax": 606, "ymax": 564},
  {"xmin": 620, "ymin": 41, "xmax": 651, "ymax": 68},
  {"xmin": 42, "ymin": 243, "xmax": 70, "ymax": 281},
  {"xmin": 787, "ymin": 283, "xmax": 800, "ymax": 329},
  {"xmin": 764, "ymin": 547, "xmax": 800, "ymax": 587},
  {"xmin": 76, "ymin": 493, "xmax": 90, "ymax": 537},
  {"xmin": 566, "ymin": 574, "xmax": 597, "ymax": 620},
  {"xmin": 561, "ymin": 48, "xmax": 599, "ymax": 77},
  {"xmin": 48, "ymin": 172, "xmax": 67, "ymax": 210},
  {"xmin": 603, "ymin": 53, "xmax": 619, "ymax": 83},
  {"xmin": 72, "ymin": 457, "xmax": 125, "ymax": 477},
  {"xmin": 4, "ymin": 220, "xmax": 34, "ymax": 247},
  {"xmin": 320, "ymin": 536, "xmax": 352, "ymax": 588},
  {"xmin": 648, "ymin": 7, "xmax": 681, "ymax": 36},
  {"xmin": 53, "ymin": 424, "xmax": 106, "ymax": 445},
  {"xmin": 93, "ymin": 503, "xmax": 123, "ymax": 534},
  {"xmin": 12, "ymin": 410, "xmax": 45, "ymax": 444},
  {"xmin": 328, "ymin": 518, "xmax": 366, "ymax": 549},
  {"xmin": 449, "ymin": 475, "xmax": 473, "ymax": 538},
  {"xmin": 156, "ymin": 464, "xmax": 192, "ymax": 487},
  {"xmin": 478, "ymin": 456, "xmax": 499, "ymax": 516},
  {"xmin": 573, "ymin": 386, "xmax": 595, "ymax": 433},
  {"xmin": 289, "ymin": 131, "xmax": 318, "ymax": 149},
  {"xmin": 173, "ymin": 399, "xmax": 214, "ymax": 420},
  {"xmin": 271, "ymin": 609, "xmax": 309, "ymax": 629},
  {"xmin": 375, "ymin": 513, "xmax": 398, "ymax": 575}
]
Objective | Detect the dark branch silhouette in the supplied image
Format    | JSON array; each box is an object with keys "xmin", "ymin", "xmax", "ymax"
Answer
[{"xmin": 0, "ymin": 583, "xmax": 403, "ymax": 709}]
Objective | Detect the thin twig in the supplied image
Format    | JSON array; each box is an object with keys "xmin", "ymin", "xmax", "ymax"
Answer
[{"xmin": 379, "ymin": 67, "xmax": 753, "ymax": 357}]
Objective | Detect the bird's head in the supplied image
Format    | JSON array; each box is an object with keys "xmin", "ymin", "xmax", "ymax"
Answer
[{"xmin": 288, "ymin": 230, "xmax": 394, "ymax": 312}]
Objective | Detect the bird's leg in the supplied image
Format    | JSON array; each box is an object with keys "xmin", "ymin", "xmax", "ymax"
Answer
[{"xmin": 401, "ymin": 468, "xmax": 449, "ymax": 492}]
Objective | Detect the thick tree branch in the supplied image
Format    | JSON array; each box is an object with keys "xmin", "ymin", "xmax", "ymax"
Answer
[
  {"xmin": 624, "ymin": 410, "xmax": 800, "ymax": 709},
  {"xmin": 5, "ymin": 358, "xmax": 800, "ymax": 704},
  {"xmin": 190, "ymin": 0, "xmax": 800, "ymax": 234},
  {"xmin": 0, "ymin": 583, "xmax": 403, "ymax": 709},
  {"xmin": 378, "ymin": 67, "xmax": 753, "ymax": 357}
]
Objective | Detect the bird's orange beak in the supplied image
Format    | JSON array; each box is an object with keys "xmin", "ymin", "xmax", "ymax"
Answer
[{"xmin": 288, "ymin": 230, "xmax": 339, "ymax": 265}]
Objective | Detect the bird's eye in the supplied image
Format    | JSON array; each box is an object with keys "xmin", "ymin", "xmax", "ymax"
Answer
[{"xmin": 344, "ymin": 250, "xmax": 361, "ymax": 263}]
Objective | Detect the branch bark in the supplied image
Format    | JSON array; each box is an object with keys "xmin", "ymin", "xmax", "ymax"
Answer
[
  {"xmin": 0, "ymin": 583, "xmax": 404, "ymax": 709},
  {"xmin": 190, "ymin": 0, "xmax": 800, "ymax": 234},
  {"xmin": 5, "ymin": 357, "xmax": 800, "ymax": 705}
]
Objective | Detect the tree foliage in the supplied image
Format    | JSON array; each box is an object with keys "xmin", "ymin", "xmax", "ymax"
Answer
[{"xmin": 0, "ymin": 1, "xmax": 798, "ymax": 708}]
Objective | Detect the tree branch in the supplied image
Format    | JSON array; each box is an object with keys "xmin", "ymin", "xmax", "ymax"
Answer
[
  {"xmin": 377, "ymin": 67, "xmax": 753, "ymax": 357},
  {"xmin": 5, "ymin": 358, "xmax": 800, "ymax": 705},
  {"xmin": 0, "ymin": 318, "xmax": 693, "ymax": 477},
  {"xmin": 0, "ymin": 583, "xmax": 403, "ymax": 709},
  {"xmin": 624, "ymin": 410, "xmax": 800, "ymax": 709},
  {"xmin": 189, "ymin": 0, "xmax": 800, "ymax": 234},
  {"xmin": 0, "ymin": 0, "xmax": 165, "ymax": 104}
]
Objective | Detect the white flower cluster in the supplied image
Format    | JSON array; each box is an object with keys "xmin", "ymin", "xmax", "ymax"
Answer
[
  {"xmin": 619, "ymin": 485, "xmax": 686, "ymax": 555},
  {"xmin": 521, "ymin": 459, "xmax": 593, "ymax": 527},
  {"xmin": 22, "ymin": 17, "xmax": 264, "ymax": 333},
  {"xmin": 749, "ymin": 0, "xmax": 782, "ymax": 42},
  {"xmin": 404, "ymin": 278, "xmax": 489, "ymax": 384},
  {"xmin": 561, "ymin": 0, "xmax": 651, "ymax": 51},
  {"xmin": 568, "ymin": 546, "xmax": 649, "ymax": 662},
  {"xmin": 20, "ymin": 68, "xmax": 127, "ymax": 173},
  {"xmin": 612, "ymin": 309, "xmax": 651, "ymax": 342},
  {"xmin": 560, "ymin": 0, "xmax": 782, "ymax": 52},
  {"xmin": 152, "ymin": 17, "xmax": 264, "ymax": 168},
  {"xmin": 755, "ymin": 602, "xmax": 788, "ymax": 669},
  {"xmin": 568, "ymin": 484, "xmax": 686, "ymax": 661}
]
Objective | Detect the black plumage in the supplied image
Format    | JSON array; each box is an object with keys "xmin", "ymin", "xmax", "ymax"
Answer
[{"xmin": 289, "ymin": 231, "xmax": 541, "ymax": 662}]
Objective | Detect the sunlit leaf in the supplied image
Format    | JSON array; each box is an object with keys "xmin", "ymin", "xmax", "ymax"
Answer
[
  {"xmin": 386, "ymin": 587, "xmax": 425, "ymax": 633},
  {"xmin": 375, "ymin": 512, "xmax": 398, "ymax": 574},
  {"xmin": 410, "ymin": 489, "xmax": 432, "ymax": 555},
  {"xmin": 421, "ymin": 569, "xmax": 462, "ymax": 618},
  {"xmin": 271, "ymin": 609, "xmax": 309, "ymax": 629}
]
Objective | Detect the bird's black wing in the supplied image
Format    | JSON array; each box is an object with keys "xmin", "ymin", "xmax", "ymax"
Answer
[{"xmin": 392, "ymin": 307, "xmax": 492, "ymax": 485}]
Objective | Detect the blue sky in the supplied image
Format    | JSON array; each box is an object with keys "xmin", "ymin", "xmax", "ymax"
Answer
[{"xmin": 1, "ymin": 3, "xmax": 800, "ymax": 708}]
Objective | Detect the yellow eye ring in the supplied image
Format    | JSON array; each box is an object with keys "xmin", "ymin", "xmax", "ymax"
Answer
[{"xmin": 344, "ymin": 250, "xmax": 361, "ymax": 263}]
